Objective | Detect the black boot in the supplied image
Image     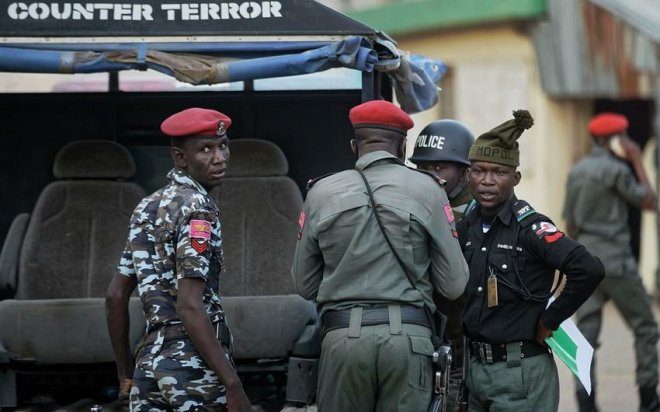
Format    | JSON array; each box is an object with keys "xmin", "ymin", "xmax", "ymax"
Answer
[
  {"xmin": 576, "ymin": 388, "xmax": 599, "ymax": 412},
  {"xmin": 639, "ymin": 386, "xmax": 660, "ymax": 412}
]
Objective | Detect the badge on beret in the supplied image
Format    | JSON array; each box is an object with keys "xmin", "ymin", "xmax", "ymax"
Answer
[
  {"xmin": 216, "ymin": 121, "xmax": 226, "ymax": 136},
  {"xmin": 190, "ymin": 219, "xmax": 211, "ymax": 253}
]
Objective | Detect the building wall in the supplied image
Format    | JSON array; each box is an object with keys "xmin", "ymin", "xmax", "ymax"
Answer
[
  {"xmin": 397, "ymin": 24, "xmax": 658, "ymax": 291},
  {"xmin": 398, "ymin": 25, "xmax": 590, "ymax": 225}
]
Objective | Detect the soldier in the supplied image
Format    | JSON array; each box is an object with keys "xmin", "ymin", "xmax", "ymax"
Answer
[
  {"xmin": 409, "ymin": 119, "xmax": 475, "ymax": 220},
  {"xmin": 458, "ymin": 110, "xmax": 604, "ymax": 411},
  {"xmin": 408, "ymin": 119, "xmax": 475, "ymax": 411},
  {"xmin": 563, "ymin": 113, "xmax": 660, "ymax": 412},
  {"xmin": 291, "ymin": 100, "xmax": 469, "ymax": 412},
  {"xmin": 105, "ymin": 108, "xmax": 252, "ymax": 411}
]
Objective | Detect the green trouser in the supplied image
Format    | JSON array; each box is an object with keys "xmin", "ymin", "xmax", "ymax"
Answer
[
  {"xmin": 575, "ymin": 274, "xmax": 659, "ymax": 392},
  {"xmin": 317, "ymin": 309, "xmax": 434, "ymax": 412},
  {"xmin": 468, "ymin": 344, "xmax": 559, "ymax": 412}
]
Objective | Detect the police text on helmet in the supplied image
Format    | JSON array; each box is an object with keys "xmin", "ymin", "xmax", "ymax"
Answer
[
  {"xmin": 7, "ymin": 2, "xmax": 283, "ymax": 21},
  {"xmin": 415, "ymin": 134, "xmax": 446, "ymax": 150}
]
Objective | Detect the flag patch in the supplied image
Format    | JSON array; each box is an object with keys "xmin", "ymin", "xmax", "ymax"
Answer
[
  {"xmin": 190, "ymin": 219, "xmax": 211, "ymax": 240},
  {"xmin": 443, "ymin": 202, "xmax": 455, "ymax": 224},
  {"xmin": 297, "ymin": 210, "xmax": 306, "ymax": 240}
]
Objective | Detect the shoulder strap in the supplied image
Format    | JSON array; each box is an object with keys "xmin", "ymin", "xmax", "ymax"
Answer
[
  {"xmin": 511, "ymin": 199, "xmax": 537, "ymax": 226},
  {"xmin": 355, "ymin": 168, "xmax": 418, "ymax": 290},
  {"xmin": 406, "ymin": 166, "xmax": 447, "ymax": 187},
  {"xmin": 355, "ymin": 168, "xmax": 444, "ymax": 342},
  {"xmin": 306, "ymin": 172, "xmax": 336, "ymax": 191}
]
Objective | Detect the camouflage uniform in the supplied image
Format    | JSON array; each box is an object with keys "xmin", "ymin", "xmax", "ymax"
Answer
[{"xmin": 118, "ymin": 168, "xmax": 230, "ymax": 411}]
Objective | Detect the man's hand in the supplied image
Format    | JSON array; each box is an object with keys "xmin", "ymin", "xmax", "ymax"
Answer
[
  {"xmin": 535, "ymin": 319, "xmax": 553, "ymax": 346},
  {"xmin": 119, "ymin": 377, "xmax": 132, "ymax": 400},
  {"xmin": 226, "ymin": 382, "xmax": 252, "ymax": 412},
  {"xmin": 618, "ymin": 135, "xmax": 642, "ymax": 162}
]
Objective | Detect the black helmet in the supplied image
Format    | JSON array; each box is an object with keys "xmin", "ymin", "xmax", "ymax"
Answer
[{"xmin": 408, "ymin": 120, "xmax": 474, "ymax": 166}]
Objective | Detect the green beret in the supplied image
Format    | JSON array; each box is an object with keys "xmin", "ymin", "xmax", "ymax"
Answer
[{"xmin": 468, "ymin": 110, "xmax": 534, "ymax": 167}]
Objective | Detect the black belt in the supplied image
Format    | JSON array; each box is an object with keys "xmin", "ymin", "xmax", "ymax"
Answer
[
  {"xmin": 469, "ymin": 340, "xmax": 548, "ymax": 364},
  {"xmin": 162, "ymin": 320, "xmax": 231, "ymax": 347},
  {"xmin": 321, "ymin": 305, "xmax": 430, "ymax": 335}
]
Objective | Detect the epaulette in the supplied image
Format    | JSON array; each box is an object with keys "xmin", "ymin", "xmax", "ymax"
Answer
[
  {"xmin": 306, "ymin": 172, "xmax": 336, "ymax": 191},
  {"xmin": 511, "ymin": 199, "xmax": 537, "ymax": 226},
  {"xmin": 406, "ymin": 166, "xmax": 447, "ymax": 187}
]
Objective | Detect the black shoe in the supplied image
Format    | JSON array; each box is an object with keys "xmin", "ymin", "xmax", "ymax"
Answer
[
  {"xmin": 576, "ymin": 389, "xmax": 599, "ymax": 412},
  {"xmin": 639, "ymin": 386, "xmax": 660, "ymax": 412}
]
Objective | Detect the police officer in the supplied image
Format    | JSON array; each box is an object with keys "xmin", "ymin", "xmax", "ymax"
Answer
[
  {"xmin": 563, "ymin": 113, "xmax": 660, "ymax": 412},
  {"xmin": 409, "ymin": 119, "xmax": 475, "ymax": 411},
  {"xmin": 105, "ymin": 108, "xmax": 252, "ymax": 411},
  {"xmin": 409, "ymin": 119, "xmax": 475, "ymax": 220},
  {"xmin": 458, "ymin": 110, "xmax": 604, "ymax": 411},
  {"xmin": 291, "ymin": 100, "xmax": 469, "ymax": 411}
]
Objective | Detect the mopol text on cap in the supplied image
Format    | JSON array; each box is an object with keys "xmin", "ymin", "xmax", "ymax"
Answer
[
  {"xmin": 161, "ymin": 107, "xmax": 232, "ymax": 138},
  {"xmin": 588, "ymin": 113, "xmax": 628, "ymax": 137},
  {"xmin": 468, "ymin": 109, "xmax": 534, "ymax": 167},
  {"xmin": 349, "ymin": 100, "xmax": 414, "ymax": 134}
]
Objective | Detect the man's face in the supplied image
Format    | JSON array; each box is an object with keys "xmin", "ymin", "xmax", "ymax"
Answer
[
  {"xmin": 468, "ymin": 161, "xmax": 520, "ymax": 214},
  {"xmin": 416, "ymin": 161, "xmax": 466, "ymax": 195},
  {"xmin": 172, "ymin": 135, "xmax": 230, "ymax": 190}
]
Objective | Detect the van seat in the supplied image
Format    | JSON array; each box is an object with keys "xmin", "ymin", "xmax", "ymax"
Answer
[
  {"xmin": 210, "ymin": 139, "xmax": 318, "ymax": 362},
  {"xmin": 214, "ymin": 139, "xmax": 302, "ymax": 297},
  {"xmin": 0, "ymin": 140, "xmax": 146, "ymax": 364}
]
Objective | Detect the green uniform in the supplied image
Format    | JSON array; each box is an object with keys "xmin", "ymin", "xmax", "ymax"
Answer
[
  {"xmin": 436, "ymin": 181, "xmax": 472, "ymax": 412},
  {"xmin": 563, "ymin": 144, "xmax": 659, "ymax": 397},
  {"xmin": 292, "ymin": 150, "xmax": 469, "ymax": 412}
]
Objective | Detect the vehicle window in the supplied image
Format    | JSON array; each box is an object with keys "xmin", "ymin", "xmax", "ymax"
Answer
[
  {"xmin": 0, "ymin": 72, "xmax": 109, "ymax": 93},
  {"xmin": 254, "ymin": 67, "xmax": 361, "ymax": 91}
]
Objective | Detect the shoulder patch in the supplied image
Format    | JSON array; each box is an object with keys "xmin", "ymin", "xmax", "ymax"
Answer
[
  {"xmin": 189, "ymin": 219, "xmax": 211, "ymax": 254},
  {"xmin": 406, "ymin": 166, "xmax": 446, "ymax": 187},
  {"xmin": 511, "ymin": 199, "xmax": 537, "ymax": 225},
  {"xmin": 306, "ymin": 172, "xmax": 336, "ymax": 191},
  {"xmin": 297, "ymin": 209, "xmax": 306, "ymax": 240},
  {"xmin": 531, "ymin": 221, "xmax": 564, "ymax": 243}
]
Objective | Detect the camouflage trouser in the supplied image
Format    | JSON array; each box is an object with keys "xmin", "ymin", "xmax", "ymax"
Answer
[{"xmin": 131, "ymin": 334, "xmax": 228, "ymax": 411}]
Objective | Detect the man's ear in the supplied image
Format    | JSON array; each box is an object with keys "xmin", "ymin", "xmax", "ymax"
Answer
[
  {"xmin": 459, "ymin": 167, "xmax": 469, "ymax": 180},
  {"xmin": 350, "ymin": 139, "xmax": 358, "ymax": 157},
  {"xmin": 171, "ymin": 146, "xmax": 188, "ymax": 169},
  {"xmin": 513, "ymin": 170, "xmax": 522, "ymax": 186}
]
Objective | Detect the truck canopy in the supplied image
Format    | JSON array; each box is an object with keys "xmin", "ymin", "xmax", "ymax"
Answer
[{"xmin": 0, "ymin": 0, "xmax": 447, "ymax": 113}]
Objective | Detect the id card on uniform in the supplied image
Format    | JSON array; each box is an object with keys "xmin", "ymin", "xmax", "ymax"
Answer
[{"xmin": 487, "ymin": 272, "xmax": 499, "ymax": 307}]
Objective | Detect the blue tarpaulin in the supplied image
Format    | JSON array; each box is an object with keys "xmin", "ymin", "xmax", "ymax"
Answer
[{"xmin": 0, "ymin": 36, "xmax": 446, "ymax": 113}]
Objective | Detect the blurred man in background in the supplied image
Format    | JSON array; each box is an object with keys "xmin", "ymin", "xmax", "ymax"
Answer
[{"xmin": 564, "ymin": 112, "xmax": 659, "ymax": 412}]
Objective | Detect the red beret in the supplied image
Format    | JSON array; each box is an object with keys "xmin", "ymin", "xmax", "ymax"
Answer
[
  {"xmin": 161, "ymin": 108, "xmax": 231, "ymax": 138},
  {"xmin": 588, "ymin": 113, "xmax": 628, "ymax": 137},
  {"xmin": 349, "ymin": 100, "xmax": 414, "ymax": 134}
]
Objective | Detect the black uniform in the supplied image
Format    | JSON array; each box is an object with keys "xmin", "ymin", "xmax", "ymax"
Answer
[{"xmin": 457, "ymin": 196, "xmax": 604, "ymax": 411}]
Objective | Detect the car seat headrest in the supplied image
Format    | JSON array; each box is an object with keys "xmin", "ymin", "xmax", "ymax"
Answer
[
  {"xmin": 226, "ymin": 139, "xmax": 288, "ymax": 177},
  {"xmin": 53, "ymin": 140, "xmax": 136, "ymax": 179}
]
